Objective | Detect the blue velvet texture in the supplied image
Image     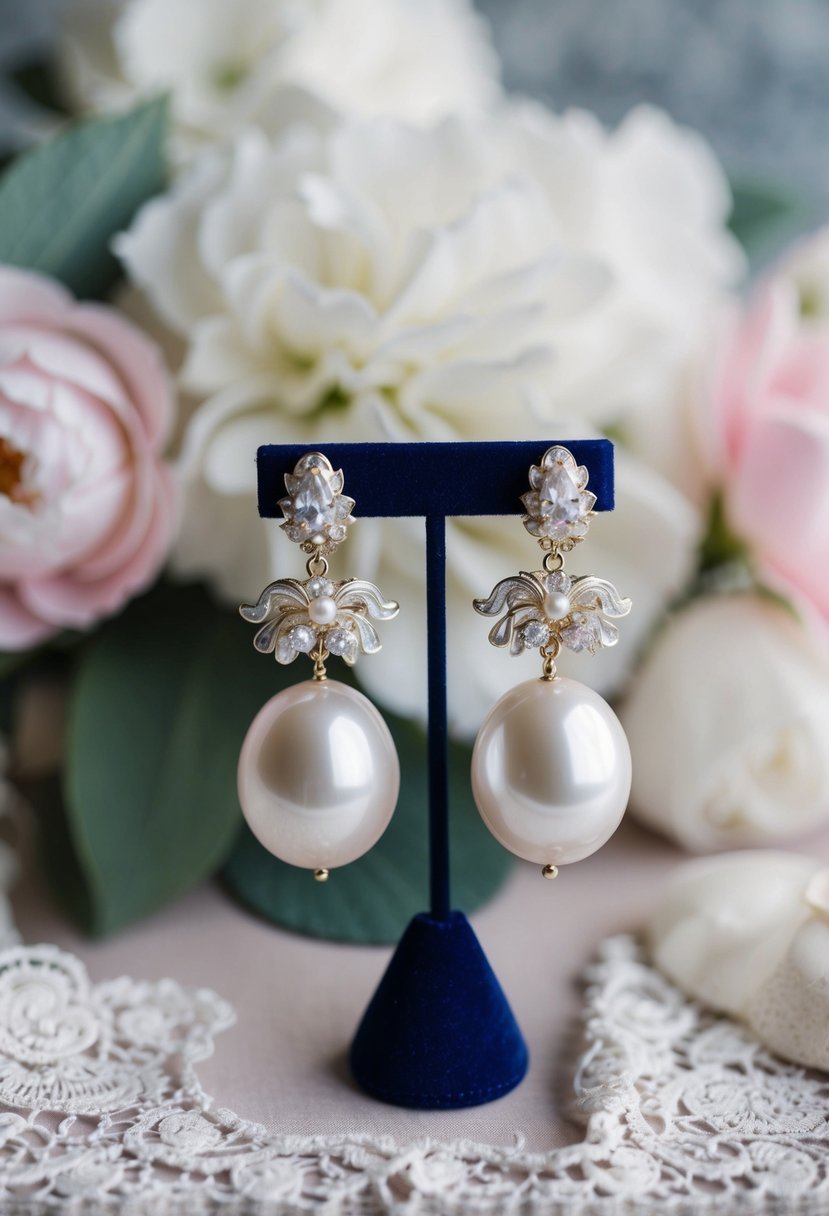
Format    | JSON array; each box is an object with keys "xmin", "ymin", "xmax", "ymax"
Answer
[
  {"xmin": 257, "ymin": 439, "xmax": 614, "ymax": 517},
  {"xmin": 350, "ymin": 912, "xmax": 528, "ymax": 1109}
]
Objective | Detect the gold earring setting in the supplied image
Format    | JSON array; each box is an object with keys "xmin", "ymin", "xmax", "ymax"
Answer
[
  {"xmin": 471, "ymin": 446, "xmax": 633, "ymax": 877},
  {"xmin": 236, "ymin": 453, "xmax": 400, "ymax": 880}
]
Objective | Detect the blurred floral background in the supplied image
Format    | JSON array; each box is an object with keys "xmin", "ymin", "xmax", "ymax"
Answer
[{"xmin": 1, "ymin": 0, "xmax": 828, "ymax": 944}]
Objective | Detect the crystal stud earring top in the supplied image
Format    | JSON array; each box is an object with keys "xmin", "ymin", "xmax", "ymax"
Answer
[
  {"xmin": 237, "ymin": 453, "xmax": 400, "ymax": 882},
  {"xmin": 471, "ymin": 446, "xmax": 632, "ymax": 879}
]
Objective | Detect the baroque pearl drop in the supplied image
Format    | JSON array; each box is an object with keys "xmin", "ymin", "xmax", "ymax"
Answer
[
  {"xmin": 471, "ymin": 677, "xmax": 631, "ymax": 866},
  {"xmin": 238, "ymin": 680, "xmax": 399, "ymax": 871}
]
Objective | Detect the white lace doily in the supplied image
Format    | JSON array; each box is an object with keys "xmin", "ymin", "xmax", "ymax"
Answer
[
  {"xmin": 2, "ymin": 899, "xmax": 829, "ymax": 1215},
  {"xmin": 0, "ymin": 743, "xmax": 828, "ymax": 1216}
]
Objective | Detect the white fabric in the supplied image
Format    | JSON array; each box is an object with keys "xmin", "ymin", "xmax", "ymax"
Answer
[
  {"xmin": 4, "ymin": 764, "xmax": 829, "ymax": 1211},
  {"xmin": 2, "ymin": 919, "xmax": 829, "ymax": 1211}
]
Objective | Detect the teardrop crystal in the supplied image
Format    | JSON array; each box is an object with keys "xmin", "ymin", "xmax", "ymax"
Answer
[
  {"xmin": 540, "ymin": 462, "xmax": 581, "ymax": 526},
  {"xmin": 292, "ymin": 466, "xmax": 337, "ymax": 533}
]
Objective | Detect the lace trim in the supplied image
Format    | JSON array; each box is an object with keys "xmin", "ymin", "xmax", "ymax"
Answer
[{"xmin": 0, "ymin": 930, "xmax": 828, "ymax": 1213}]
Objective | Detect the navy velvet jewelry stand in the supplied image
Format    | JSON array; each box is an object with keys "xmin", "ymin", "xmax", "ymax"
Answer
[{"xmin": 256, "ymin": 439, "xmax": 614, "ymax": 1110}]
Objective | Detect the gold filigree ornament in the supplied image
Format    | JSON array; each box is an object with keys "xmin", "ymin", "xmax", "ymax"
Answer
[
  {"xmin": 520, "ymin": 444, "xmax": 596, "ymax": 553},
  {"xmin": 240, "ymin": 452, "xmax": 399, "ymax": 680},
  {"xmin": 475, "ymin": 446, "xmax": 630, "ymax": 679},
  {"xmin": 470, "ymin": 445, "xmax": 633, "ymax": 878},
  {"xmin": 235, "ymin": 452, "xmax": 401, "ymax": 879}
]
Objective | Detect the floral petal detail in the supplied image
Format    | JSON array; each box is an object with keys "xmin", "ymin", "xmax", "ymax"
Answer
[
  {"xmin": 350, "ymin": 613, "xmax": 382, "ymax": 654},
  {"xmin": 473, "ymin": 572, "xmax": 544, "ymax": 619},
  {"xmin": 488, "ymin": 615, "xmax": 514, "ymax": 649},
  {"xmin": 569, "ymin": 574, "xmax": 632, "ymax": 619},
  {"xmin": 239, "ymin": 579, "xmax": 309, "ymax": 623},
  {"xmin": 595, "ymin": 617, "xmax": 621, "ymax": 648},
  {"xmin": 475, "ymin": 572, "xmax": 547, "ymax": 651},
  {"xmin": 487, "ymin": 607, "xmax": 543, "ymax": 654},
  {"xmin": 261, "ymin": 610, "xmax": 318, "ymax": 663},
  {"xmin": 509, "ymin": 606, "xmax": 547, "ymax": 654},
  {"xmin": 252, "ymin": 620, "xmax": 279, "ymax": 654},
  {"xmin": 335, "ymin": 579, "xmax": 400, "ymax": 620}
]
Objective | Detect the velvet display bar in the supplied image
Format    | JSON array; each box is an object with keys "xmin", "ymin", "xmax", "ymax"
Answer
[
  {"xmin": 256, "ymin": 439, "xmax": 615, "ymax": 1110},
  {"xmin": 257, "ymin": 439, "xmax": 614, "ymax": 518}
]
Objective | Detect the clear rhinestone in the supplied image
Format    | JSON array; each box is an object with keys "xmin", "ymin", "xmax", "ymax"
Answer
[
  {"xmin": 307, "ymin": 577, "xmax": 335, "ymax": 599},
  {"xmin": 540, "ymin": 461, "xmax": 582, "ymax": 526},
  {"xmin": 522, "ymin": 620, "xmax": 551, "ymax": 648},
  {"xmin": 543, "ymin": 571, "xmax": 570, "ymax": 595},
  {"xmin": 326, "ymin": 627, "xmax": 358, "ymax": 660},
  {"xmin": 288, "ymin": 624, "xmax": 316, "ymax": 653},
  {"xmin": 291, "ymin": 468, "xmax": 337, "ymax": 532},
  {"xmin": 560, "ymin": 614, "xmax": 597, "ymax": 652}
]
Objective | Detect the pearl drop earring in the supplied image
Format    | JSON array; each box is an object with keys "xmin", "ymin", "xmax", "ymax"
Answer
[
  {"xmin": 471, "ymin": 446, "xmax": 632, "ymax": 879},
  {"xmin": 237, "ymin": 452, "xmax": 400, "ymax": 882}
]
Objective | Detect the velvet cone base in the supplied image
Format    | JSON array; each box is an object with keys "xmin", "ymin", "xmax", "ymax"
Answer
[{"xmin": 349, "ymin": 910, "xmax": 528, "ymax": 1110}]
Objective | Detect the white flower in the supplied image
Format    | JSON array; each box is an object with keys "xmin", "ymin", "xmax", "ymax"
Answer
[
  {"xmin": 647, "ymin": 850, "xmax": 829, "ymax": 1072},
  {"xmin": 117, "ymin": 105, "xmax": 741, "ymax": 436},
  {"xmin": 621, "ymin": 594, "xmax": 829, "ymax": 851},
  {"xmin": 60, "ymin": 0, "xmax": 500, "ymax": 158},
  {"xmin": 116, "ymin": 105, "xmax": 735, "ymax": 731}
]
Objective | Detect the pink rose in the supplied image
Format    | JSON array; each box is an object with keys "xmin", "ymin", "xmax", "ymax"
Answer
[
  {"xmin": 709, "ymin": 230, "xmax": 829, "ymax": 621},
  {"xmin": 0, "ymin": 267, "xmax": 177, "ymax": 650}
]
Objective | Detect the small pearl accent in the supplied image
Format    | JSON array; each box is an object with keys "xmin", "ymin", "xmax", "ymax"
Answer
[
  {"xmin": 238, "ymin": 680, "xmax": 399, "ymax": 871},
  {"xmin": 472, "ymin": 676, "xmax": 631, "ymax": 866},
  {"xmin": 308, "ymin": 595, "xmax": 337, "ymax": 625},
  {"xmin": 543, "ymin": 591, "xmax": 570, "ymax": 620}
]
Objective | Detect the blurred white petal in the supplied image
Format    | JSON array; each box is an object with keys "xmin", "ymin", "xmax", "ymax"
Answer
[{"xmin": 622, "ymin": 595, "xmax": 829, "ymax": 850}]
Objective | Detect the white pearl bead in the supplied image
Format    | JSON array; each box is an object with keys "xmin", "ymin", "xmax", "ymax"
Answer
[
  {"xmin": 308, "ymin": 595, "xmax": 337, "ymax": 625},
  {"xmin": 471, "ymin": 676, "xmax": 631, "ymax": 866},
  {"xmin": 543, "ymin": 590, "xmax": 570, "ymax": 620},
  {"xmin": 238, "ymin": 680, "xmax": 399, "ymax": 871}
]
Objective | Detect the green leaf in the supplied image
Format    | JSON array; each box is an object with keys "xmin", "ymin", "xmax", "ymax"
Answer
[
  {"xmin": 0, "ymin": 97, "xmax": 167, "ymax": 298},
  {"xmin": 63, "ymin": 582, "xmax": 279, "ymax": 935},
  {"xmin": 28, "ymin": 774, "xmax": 96, "ymax": 931},
  {"xmin": 728, "ymin": 179, "xmax": 811, "ymax": 260},
  {"xmin": 222, "ymin": 708, "xmax": 512, "ymax": 946}
]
